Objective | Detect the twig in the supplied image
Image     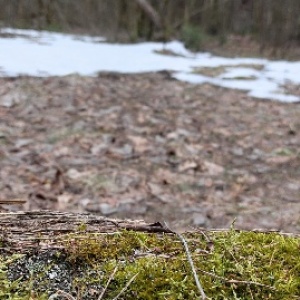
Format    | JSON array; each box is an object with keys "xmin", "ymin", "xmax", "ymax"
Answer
[
  {"xmin": 0, "ymin": 199, "xmax": 26, "ymax": 204},
  {"xmin": 196, "ymin": 269, "xmax": 276, "ymax": 290},
  {"xmin": 164, "ymin": 222, "xmax": 207, "ymax": 300},
  {"xmin": 98, "ymin": 264, "xmax": 119, "ymax": 300},
  {"xmin": 112, "ymin": 272, "xmax": 139, "ymax": 300},
  {"xmin": 248, "ymin": 285, "xmax": 254, "ymax": 300},
  {"xmin": 227, "ymin": 279, "xmax": 275, "ymax": 289}
]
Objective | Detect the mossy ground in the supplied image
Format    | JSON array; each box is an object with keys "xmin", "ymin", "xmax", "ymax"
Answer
[{"xmin": 0, "ymin": 230, "xmax": 299, "ymax": 299}]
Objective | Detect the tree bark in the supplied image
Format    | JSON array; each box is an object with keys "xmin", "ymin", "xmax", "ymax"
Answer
[
  {"xmin": 0, "ymin": 211, "xmax": 173, "ymax": 251},
  {"xmin": 0, "ymin": 211, "xmax": 298, "ymax": 253},
  {"xmin": 135, "ymin": 0, "xmax": 162, "ymax": 28}
]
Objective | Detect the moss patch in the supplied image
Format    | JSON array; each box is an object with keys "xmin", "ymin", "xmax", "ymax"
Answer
[{"xmin": 1, "ymin": 230, "xmax": 300, "ymax": 299}]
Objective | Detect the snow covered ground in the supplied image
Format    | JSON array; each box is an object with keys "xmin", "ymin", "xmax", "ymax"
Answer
[{"xmin": 0, "ymin": 27, "xmax": 299, "ymax": 102}]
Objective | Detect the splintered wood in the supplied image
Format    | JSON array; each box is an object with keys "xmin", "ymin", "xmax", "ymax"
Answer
[{"xmin": 0, "ymin": 211, "xmax": 173, "ymax": 251}]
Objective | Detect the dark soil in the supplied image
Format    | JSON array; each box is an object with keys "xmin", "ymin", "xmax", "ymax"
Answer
[{"xmin": 0, "ymin": 72, "xmax": 299, "ymax": 232}]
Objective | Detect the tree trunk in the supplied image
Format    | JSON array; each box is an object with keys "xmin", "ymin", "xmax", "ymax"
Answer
[{"xmin": 135, "ymin": 0, "xmax": 162, "ymax": 28}]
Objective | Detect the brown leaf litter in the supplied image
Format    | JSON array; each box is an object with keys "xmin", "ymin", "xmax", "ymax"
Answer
[{"xmin": 0, "ymin": 72, "xmax": 299, "ymax": 231}]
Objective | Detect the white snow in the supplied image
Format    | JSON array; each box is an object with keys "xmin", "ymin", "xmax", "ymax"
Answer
[{"xmin": 0, "ymin": 27, "xmax": 299, "ymax": 102}]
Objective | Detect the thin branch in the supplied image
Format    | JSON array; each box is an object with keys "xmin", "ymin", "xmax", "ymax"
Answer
[
  {"xmin": 0, "ymin": 199, "xmax": 26, "ymax": 204},
  {"xmin": 98, "ymin": 264, "xmax": 119, "ymax": 300},
  {"xmin": 197, "ymin": 268, "xmax": 276, "ymax": 290},
  {"xmin": 227, "ymin": 279, "xmax": 276, "ymax": 290},
  {"xmin": 112, "ymin": 272, "xmax": 139, "ymax": 300},
  {"xmin": 164, "ymin": 222, "xmax": 207, "ymax": 300}
]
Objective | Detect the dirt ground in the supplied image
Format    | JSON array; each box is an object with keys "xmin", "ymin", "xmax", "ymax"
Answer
[{"xmin": 0, "ymin": 72, "xmax": 299, "ymax": 232}]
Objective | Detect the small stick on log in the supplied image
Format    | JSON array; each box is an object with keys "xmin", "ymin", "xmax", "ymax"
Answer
[
  {"xmin": 0, "ymin": 199, "xmax": 26, "ymax": 205},
  {"xmin": 164, "ymin": 222, "xmax": 207, "ymax": 300}
]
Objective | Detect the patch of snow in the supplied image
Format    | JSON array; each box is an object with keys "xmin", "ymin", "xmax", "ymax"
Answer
[{"xmin": 0, "ymin": 27, "xmax": 299, "ymax": 103}]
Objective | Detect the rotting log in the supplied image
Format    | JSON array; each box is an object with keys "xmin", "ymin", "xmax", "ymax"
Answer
[
  {"xmin": 0, "ymin": 211, "xmax": 174, "ymax": 250},
  {"xmin": 0, "ymin": 211, "xmax": 299, "ymax": 299},
  {"xmin": 0, "ymin": 211, "xmax": 298, "ymax": 245}
]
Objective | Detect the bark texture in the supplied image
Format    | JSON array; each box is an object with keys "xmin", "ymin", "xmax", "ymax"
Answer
[{"xmin": 0, "ymin": 211, "xmax": 173, "ymax": 251}]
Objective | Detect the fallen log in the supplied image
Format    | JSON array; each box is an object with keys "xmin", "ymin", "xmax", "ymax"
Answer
[
  {"xmin": 0, "ymin": 211, "xmax": 174, "ymax": 254},
  {"xmin": 0, "ymin": 211, "xmax": 299, "ymax": 300}
]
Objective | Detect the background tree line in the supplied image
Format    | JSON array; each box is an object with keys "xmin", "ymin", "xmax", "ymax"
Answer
[{"xmin": 0, "ymin": 0, "xmax": 299, "ymax": 54}]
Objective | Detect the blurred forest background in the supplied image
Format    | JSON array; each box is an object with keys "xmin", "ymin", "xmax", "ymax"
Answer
[
  {"xmin": 1, "ymin": 0, "xmax": 300, "ymax": 58},
  {"xmin": 0, "ymin": 0, "xmax": 299, "ymax": 233}
]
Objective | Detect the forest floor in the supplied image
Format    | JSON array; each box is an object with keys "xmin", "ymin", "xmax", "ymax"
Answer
[
  {"xmin": 0, "ymin": 72, "xmax": 299, "ymax": 232},
  {"xmin": 198, "ymin": 34, "xmax": 300, "ymax": 61}
]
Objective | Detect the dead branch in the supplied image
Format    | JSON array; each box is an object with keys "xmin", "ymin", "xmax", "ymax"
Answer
[
  {"xmin": 135, "ymin": 0, "xmax": 162, "ymax": 28},
  {"xmin": 164, "ymin": 222, "xmax": 207, "ymax": 300},
  {"xmin": 0, "ymin": 199, "xmax": 26, "ymax": 204}
]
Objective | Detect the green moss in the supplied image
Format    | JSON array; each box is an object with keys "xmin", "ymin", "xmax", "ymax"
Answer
[{"xmin": 0, "ymin": 230, "xmax": 300, "ymax": 299}]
